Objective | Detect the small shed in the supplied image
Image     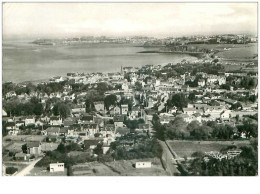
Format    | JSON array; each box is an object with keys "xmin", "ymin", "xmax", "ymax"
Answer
[{"xmin": 135, "ymin": 162, "xmax": 152, "ymax": 168}]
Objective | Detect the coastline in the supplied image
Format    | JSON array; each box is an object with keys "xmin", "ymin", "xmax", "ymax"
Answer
[{"xmin": 137, "ymin": 50, "xmax": 204, "ymax": 58}]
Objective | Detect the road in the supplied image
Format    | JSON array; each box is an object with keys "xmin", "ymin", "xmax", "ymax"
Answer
[
  {"xmin": 15, "ymin": 157, "xmax": 43, "ymax": 176},
  {"xmin": 158, "ymin": 140, "xmax": 180, "ymax": 176}
]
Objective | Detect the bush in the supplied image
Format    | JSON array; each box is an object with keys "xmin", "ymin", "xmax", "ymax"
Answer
[
  {"xmin": 8, "ymin": 152, "xmax": 15, "ymax": 157},
  {"xmin": 6, "ymin": 167, "xmax": 18, "ymax": 175}
]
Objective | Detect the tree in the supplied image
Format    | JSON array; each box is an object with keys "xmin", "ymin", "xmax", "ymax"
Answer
[
  {"xmin": 65, "ymin": 143, "xmax": 81, "ymax": 152},
  {"xmin": 189, "ymin": 143, "xmax": 258, "ymax": 176},
  {"xmin": 135, "ymin": 81, "xmax": 142, "ymax": 91},
  {"xmin": 6, "ymin": 167, "xmax": 18, "ymax": 175},
  {"xmin": 33, "ymin": 103, "xmax": 44, "ymax": 116},
  {"xmin": 249, "ymin": 95, "xmax": 257, "ymax": 103},
  {"xmin": 220, "ymin": 84, "xmax": 230, "ymax": 90},
  {"xmin": 152, "ymin": 114, "xmax": 165, "ymax": 141},
  {"xmin": 213, "ymin": 125, "xmax": 234, "ymax": 140},
  {"xmin": 188, "ymin": 92, "xmax": 196, "ymax": 102},
  {"xmin": 124, "ymin": 118, "xmax": 144, "ymax": 130},
  {"xmin": 167, "ymin": 93, "xmax": 188, "ymax": 110},
  {"xmin": 53, "ymin": 102, "xmax": 70, "ymax": 119},
  {"xmin": 93, "ymin": 143, "xmax": 103, "ymax": 156},
  {"xmin": 187, "ymin": 121, "xmax": 213, "ymax": 140},
  {"xmin": 58, "ymin": 103, "xmax": 70, "ymax": 119},
  {"xmin": 104, "ymin": 94, "xmax": 117, "ymax": 110},
  {"xmin": 187, "ymin": 120, "xmax": 201, "ymax": 132},
  {"xmin": 237, "ymin": 120, "xmax": 258, "ymax": 138},
  {"xmin": 231, "ymin": 102, "xmax": 243, "ymax": 110},
  {"xmin": 213, "ymin": 58, "xmax": 219, "ymax": 63},
  {"xmin": 165, "ymin": 117, "xmax": 189, "ymax": 139},
  {"xmin": 22, "ymin": 144, "xmax": 27, "ymax": 154},
  {"xmin": 85, "ymin": 98, "xmax": 95, "ymax": 113},
  {"xmin": 2, "ymin": 121, "xmax": 8, "ymax": 136},
  {"xmin": 57, "ymin": 143, "xmax": 66, "ymax": 153}
]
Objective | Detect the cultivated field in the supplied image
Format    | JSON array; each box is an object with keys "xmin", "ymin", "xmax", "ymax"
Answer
[
  {"xmin": 167, "ymin": 140, "xmax": 250, "ymax": 158},
  {"xmin": 72, "ymin": 158, "xmax": 167, "ymax": 176}
]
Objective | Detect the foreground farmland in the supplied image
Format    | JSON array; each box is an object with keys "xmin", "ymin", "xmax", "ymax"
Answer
[
  {"xmin": 72, "ymin": 158, "xmax": 167, "ymax": 176},
  {"xmin": 167, "ymin": 140, "xmax": 250, "ymax": 158}
]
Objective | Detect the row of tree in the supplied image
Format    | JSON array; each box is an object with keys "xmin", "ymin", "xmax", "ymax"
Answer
[
  {"xmin": 3, "ymin": 97, "xmax": 71, "ymax": 118},
  {"xmin": 152, "ymin": 115, "xmax": 257, "ymax": 141}
]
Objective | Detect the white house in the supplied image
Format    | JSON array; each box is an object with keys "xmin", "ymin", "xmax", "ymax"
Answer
[
  {"xmin": 122, "ymin": 82, "xmax": 129, "ymax": 91},
  {"xmin": 50, "ymin": 116, "xmax": 63, "ymax": 126},
  {"xmin": 25, "ymin": 117, "xmax": 35, "ymax": 126},
  {"xmin": 49, "ymin": 163, "xmax": 65, "ymax": 172},
  {"xmin": 94, "ymin": 101, "xmax": 105, "ymax": 112},
  {"xmin": 220, "ymin": 110, "xmax": 231, "ymax": 122},
  {"xmin": 183, "ymin": 108, "xmax": 197, "ymax": 116},
  {"xmin": 135, "ymin": 162, "xmax": 152, "ymax": 168},
  {"xmin": 198, "ymin": 79, "xmax": 205, "ymax": 87},
  {"xmin": 114, "ymin": 115, "xmax": 124, "ymax": 129},
  {"xmin": 121, "ymin": 104, "xmax": 128, "ymax": 115},
  {"xmin": 2, "ymin": 109, "xmax": 7, "ymax": 117}
]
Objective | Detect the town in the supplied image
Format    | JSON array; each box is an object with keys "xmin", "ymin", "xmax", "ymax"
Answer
[
  {"xmin": 2, "ymin": 52, "xmax": 258, "ymax": 176},
  {"xmin": 32, "ymin": 34, "xmax": 258, "ymax": 46}
]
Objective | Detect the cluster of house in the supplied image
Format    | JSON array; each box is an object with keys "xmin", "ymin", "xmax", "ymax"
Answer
[{"xmin": 3, "ymin": 62, "xmax": 258, "ymax": 163}]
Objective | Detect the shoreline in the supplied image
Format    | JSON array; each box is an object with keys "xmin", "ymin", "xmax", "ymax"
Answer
[{"xmin": 137, "ymin": 50, "xmax": 204, "ymax": 58}]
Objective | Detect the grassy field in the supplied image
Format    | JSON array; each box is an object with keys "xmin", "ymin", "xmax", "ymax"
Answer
[
  {"xmin": 167, "ymin": 140, "xmax": 250, "ymax": 158},
  {"xmin": 3, "ymin": 162, "xmax": 28, "ymax": 175},
  {"xmin": 4, "ymin": 142, "xmax": 24, "ymax": 152},
  {"xmin": 27, "ymin": 167, "xmax": 67, "ymax": 176},
  {"xmin": 3, "ymin": 135, "xmax": 46, "ymax": 142},
  {"xmin": 72, "ymin": 162, "xmax": 118, "ymax": 176},
  {"xmin": 72, "ymin": 158, "xmax": 167, "ymax": 176}
]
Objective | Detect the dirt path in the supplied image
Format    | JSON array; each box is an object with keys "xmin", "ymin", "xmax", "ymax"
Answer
[
  {"xmin": 158, "ymin": 140, "xmax": 180, "ymax": 176},
  {"xmin": 15, "ymin": 157, "xmax": 43, "ymax": 176}
]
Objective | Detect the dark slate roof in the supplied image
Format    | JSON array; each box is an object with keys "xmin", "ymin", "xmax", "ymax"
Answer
[
  {"xmin": 104, "ymin": 124, "xmax": 115, "ymax": 131},
  {"xmin": 15, "ymin": 152, "xmax": 27, "ymax": 157},
  {"xmin": 6, "ymin": 122, "xmax": 15, "ymax": 127},
  {"xmin": 84, "ymin": 139, "xmax": 103, "ymax": 146},
  {"xmin": 114, "ymin": 115, "xmax": 124, "ymax": 122},
  {"xmin": 16, "ymin": 121, "xmax": 24, "ymax": 124},
  {"xmin": 64, "ymin": 120, "xmax": 75, "ymax": 126},
  {"xmin": 116, "ymin": 127, "xmax": 130, "ymax": 135},
  {"xmin": 46, "ymin": 127, "xmax": 60, "ymax": 133},
  {"xmin": 27, "ymin": 141, "xmax": 41, "ymax": 148},
  {"xmin": 81, "ymin": 115, "xmax": 94, "ymax": 121},
  {"xmin": 82, "ymin": 123, "xmax": 98, "ymax": 129},
  {"xmin": 60, "ymin": 127, "xmax": 68, "ymax": 133},
  {"xmin": 50, "ymin": 116, "xmax": 60, "ymax": 121}
]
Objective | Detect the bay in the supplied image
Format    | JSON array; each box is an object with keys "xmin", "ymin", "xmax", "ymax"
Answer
[{"xmin": 2, "ymin": 41, "xmax": 197, "ymax": 83}]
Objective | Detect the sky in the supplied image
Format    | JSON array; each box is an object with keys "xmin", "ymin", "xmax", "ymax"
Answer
[{"xmin": 3, "ymin": 3, "xmax": 258, "ymax": 40}]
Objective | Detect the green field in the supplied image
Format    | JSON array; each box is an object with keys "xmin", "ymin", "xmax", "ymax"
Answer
[{"xmin": 167, "ymin": 140, "xmax": 250, "ymax": 158}]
